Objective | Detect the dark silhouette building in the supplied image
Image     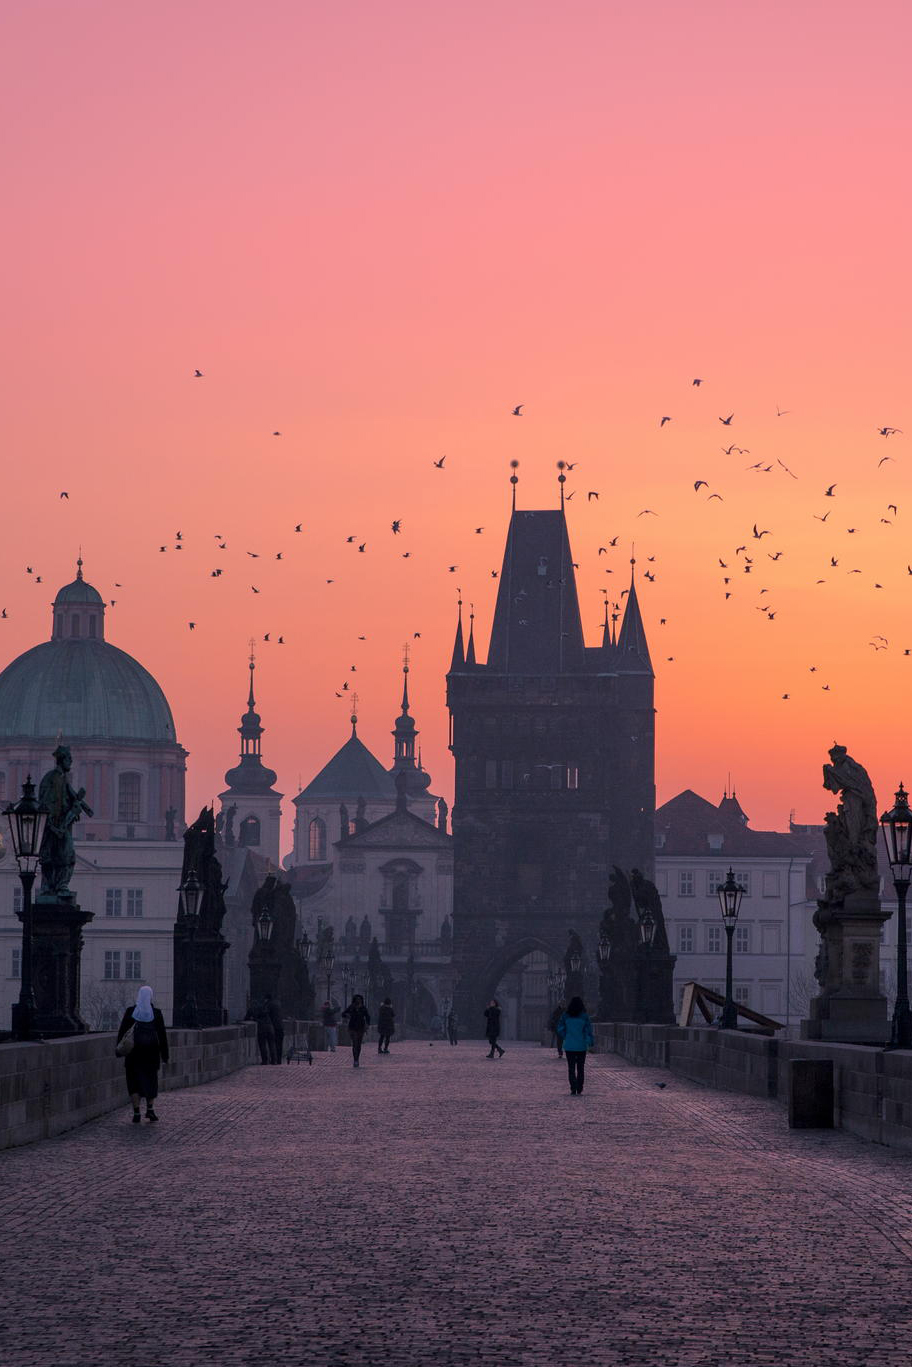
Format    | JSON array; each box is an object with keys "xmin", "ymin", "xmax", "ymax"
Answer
[{"xmin": 447, "ymin": 498, "xmax": 656, "ymax": 1031}]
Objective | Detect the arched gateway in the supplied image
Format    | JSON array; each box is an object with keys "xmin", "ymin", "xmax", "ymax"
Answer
[{"xmin": 447, "ymin": 492, "xmax": 656, "ymax": 1033}]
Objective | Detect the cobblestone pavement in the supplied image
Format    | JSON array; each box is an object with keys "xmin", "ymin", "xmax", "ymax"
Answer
[{"xmin": 5, "ymin": 1043, "xmax": 912, "ymax": 1367}]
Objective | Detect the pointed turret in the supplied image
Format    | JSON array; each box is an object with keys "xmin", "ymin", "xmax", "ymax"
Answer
[
  {"xmin": 466, "ymin": 605, "xmax": 477, "ymax": 667},
  {"xmin": 486, "ymin": 508, "xmax": 585, "ymax": 673},
  {"xmin": 616, "ymin": 562, "xmax": 653, "ymax": 674},
  {"xmin": 449, "ymin": 599, "xmax": 465, "ymax": 671}
]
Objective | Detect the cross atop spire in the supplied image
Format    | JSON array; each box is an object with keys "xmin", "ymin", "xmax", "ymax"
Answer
[
  {"xmin": 510, "ymin": 459, "xmax": 519, "ymax": 512},
  {"xmin": 76, "ymin": 552, "xmax": 84, "ymax": 581},
  {"xmin": 350, "ymin": 691, "xmax": 359, "ymax": 734}
]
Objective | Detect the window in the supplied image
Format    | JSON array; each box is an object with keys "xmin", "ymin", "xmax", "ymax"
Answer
[
  {"xmin": 761, "ymin": 922, "xmax": 780, "ymax": 955},
  {"xmin": 762, "ymin": 870, "xmax": 780, "ymax": 898},
  {"xmin": 734, "ymin": 871, "xmax": 751, "ymax": 896},
  {"xmin": 88, "ymin": 616, "xmax": 97, "ymax": 638},
  {"xmin": 678, "ymin": 871, "xmax": 695, "ymax": 897},
  {"xmin": 13, "ymin": 884, "xmax": 22, "ymax": 915},
  {"xmin": 707, "ymin": 870, "xmax": 725, "ymax": 896},
  {"xmin": 308, "ymin": 817, "xmax": 326, "ymax": 861},
  {"xmin": 10, "ymin": 947, "xmax": 21, "ymax": 979},
  {"xmin": 117, "ymin": 772, "xmax": 141, "ymax": 824},
  {"xmin": 734, "ymin": 984, "xmax": 751, "ymax": 1005},
  {"xmin": 566, "ymin": 765, "xmax": 579, "ymax": 790},
  {"xmin": 655, "ymin": 832, "xmax": 666, "ymax": 850},
  {"xmin": 71, "ymin": 614, "xmax": 80, "ymax": 637},
  {"xmin": 239, "ymin": 815, "xmax": 261, "ymax": 847},
  {"xmin": 706, "ymin": 925, "xmax": 723, "ymax": 954},
  {"xmin": 678, "ymin": 925, "xmax": 695, "ymax": 953},
  {"xmin": 105, "ymin": 889, "xmax": 123, "ymax": 917},
  {"xmin": 500, "ymin": 760, "xmax": 514, "ymax": 789},
  {"xmin": 126, "ymin": 889, "xmax": 143, "ymax": 918},
  {"xmin": 125, "ymin": 950, "xmax": 142, "ymax": 981},
  {"xmin": 485, "ymin": 760, "xmax": 498, "ymax": 789},
  {"xmin": 104, "ymin": 950, "xmax": 121, "ymax": 980},
  {"xmin": 735, "ymin": 924, "xmax": 751, "ymax": 954},
  {"xmin": 708, "ymin": 833, "xmax": 724, "ymax": 852}
]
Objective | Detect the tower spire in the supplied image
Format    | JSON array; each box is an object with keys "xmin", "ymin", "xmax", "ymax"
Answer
[
  {"xmin": 616, "ymin": 556, "xmax": 653, "ymax": 673},
  {"xmin": 350, "ymin": 691, "xmax": 359, "ymax": 736},
  {"xmin": 466, "ymin": 604, "xmax": 476, "ymax": 667},
  {"xmin": 247, "ymin": 637, "xmax": 257, "ymax": 709},
  {"xmin": 557, "ymin": 460, "xmax": 566, "ymax": 512},
  {"xmin": 449, "ymin": 596, "xmax": 465, "ymax": 671}
]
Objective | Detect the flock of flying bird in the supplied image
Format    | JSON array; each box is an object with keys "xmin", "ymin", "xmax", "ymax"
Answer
[{"xmin": 5, "ymin": 371, "xmax": 907, "ymax": 711}]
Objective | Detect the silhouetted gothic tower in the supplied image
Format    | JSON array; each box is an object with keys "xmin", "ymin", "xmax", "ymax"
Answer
[{"xmin": 446, "ymin": 498, "xmax": 655, "ymax": 1022}]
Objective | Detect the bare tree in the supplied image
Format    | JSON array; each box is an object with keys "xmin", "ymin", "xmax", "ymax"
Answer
[{"xmin": 82, "ymin": 980, "xmax": 133, "ymax": 1032}]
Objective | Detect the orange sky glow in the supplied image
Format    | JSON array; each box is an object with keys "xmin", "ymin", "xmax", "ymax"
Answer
[{"xmin": 1, "ymin": 0, "xmax": 911, "ymax": 835}]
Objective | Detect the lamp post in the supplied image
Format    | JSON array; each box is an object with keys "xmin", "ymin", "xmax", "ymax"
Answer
[
  {"xmin": 717, "ymin": 868, "xmax": 745, "ymax": 1030},
  {"xmin": 4, "ymin": 777, "xmax": 49, "ymax": 1041},
  {"xmin": 880, "ymin": 783, "xmax": 912, "ymax": 1050},
  {"xmin": 319, "ymin": 949, "xmax": 335, "ymax": 1002},
  {"xmin": 256, "ymin": 906, "xmax": 274, "ymax": 946},
  {"xmin": 178, "ymin": 868, "xmax": 202, "ymax": 1029}
]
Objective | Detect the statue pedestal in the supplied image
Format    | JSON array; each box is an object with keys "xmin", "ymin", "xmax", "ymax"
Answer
[
  {"xmin": 802, "ymin": 893, "xmax": 890, "ymax": 1045},
  {"xmin": 27, "ymin": 896, "xmax": 94, "ymax": 1036}
]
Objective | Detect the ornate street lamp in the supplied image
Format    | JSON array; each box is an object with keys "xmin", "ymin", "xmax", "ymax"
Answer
[
  {"xmin": 880, "ymin": 783, "xmax": 912, "ymax": 1049},
  {"xmin": 256, "ymin": 906, "xmax": 274, "ymax": 944},
  {"xmin": 319, "ymin": 948, "xmax": 335, "ymax": 1001},
  {"xmin": 178, "ymin": 868, "xmax": 202, "ymax": 1029},
  {"xmin": 639, "ymin": 909, "xmax": 657, "ymax": 949},
  {"xmin": 717, "ymin": 868, "xmax": 745, "ymax": 1030},
  {"xmin": 569, "ymin": 951, "xmax": 582, "ymax": 974},
  {"xmin": 596, "ymin": 929, "xmax": 612, "ymax": 967},
  {"xmin": 4, "ymin": 777, "xmax": 49, "ymax": 1040}
]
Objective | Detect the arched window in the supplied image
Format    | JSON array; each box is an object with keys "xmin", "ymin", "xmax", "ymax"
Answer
[
  {"xmin": 71, "ymin": 614, "xmax": 80, "ymax": 637},
  {"xmin": 308, "ymin": 817, "xmax": 326, "ymax": 861},
  {"xmin": 88, "ymin": 616, "xmax": 97, "ymax": 638},
  {"xmin": 239, "ymin": 815, "xmax": 260, "ymax": 847},
  {"xmin": 117, "ymin": 772, "xmax": 141, "ymax": 823}
]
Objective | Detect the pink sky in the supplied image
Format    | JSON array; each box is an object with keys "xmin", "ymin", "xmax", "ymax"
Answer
[{"xmin": 1, "ymin": 0, "xmax": 911, "ymax": 833}]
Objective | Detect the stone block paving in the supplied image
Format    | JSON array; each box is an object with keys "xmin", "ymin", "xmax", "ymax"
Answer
[{"xmin": 4, "ymin": 1043, "xmax": 912, "ymax": 1366}]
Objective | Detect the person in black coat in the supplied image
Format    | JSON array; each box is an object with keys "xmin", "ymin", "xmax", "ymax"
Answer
[
  {"xmin": 377, "ymin": 998, "xmax": 395, "ymax": 1054},
  {"xmin": 266, "ymin": 995, "xmax": 284, "ymax": 1064},
  {"xmin": 245, "ymin": 997, "xmax": 276, "ymax": 1064},
  {"xmin": 342, "ymin": 994, "xmax": 371, "ymax": 1068},
  {"xmin": 117, "ymin": 985, "xmax": 169, "ymax": 1124},
  {"xmin": 484, "ymin": 999, "xmax": 505, "ymax": 1059}
]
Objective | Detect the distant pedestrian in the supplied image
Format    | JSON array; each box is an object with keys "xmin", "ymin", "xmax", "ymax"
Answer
[
  {"xmin": 556, "ymin": 995, "xmax": 595, "ymax": 1096},
  {"xmin": 484, "ymin": 999, "xmax": 505, "ymax": 1058},
  {"xmin": 117, "ymin": 985, "xmax": 169, "ymax": 1124},
  {"xmin": 548, "ymin": 1001, "xmax": 566, "ymax": 1058},
  {"xmin": 377, "ymin": 997, "xmax": 396, "ymax": 1054},
  {"xmin": 342, "ymin": 994, "xmax": 371, "ymax": 1067},
  {"xmin": 322, "ymin": 1000, "xmax": 339, "ymax": 1052},
  {"xmin": 447, "ymin": 1008, "xmax": 459, "ymax": 1045},
  {"xmin": 266, "ymin": 995, "xmax": 284, "ymax": 1064},
  {"xmin": 246, "ymin": 997, "xmax": 276, "ymax": 1065}
]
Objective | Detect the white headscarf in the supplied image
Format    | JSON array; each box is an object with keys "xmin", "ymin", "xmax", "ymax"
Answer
[{"xmin": 132, "ymin": 986, "xmax": 155, "ymax": 1022}]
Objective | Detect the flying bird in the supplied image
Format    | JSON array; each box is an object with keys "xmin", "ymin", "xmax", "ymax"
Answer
[
  {"xmin": 433, "ymin": 456, "xmax": 446, "ymax": 468},
  {"xmin": 694, "ymin": 480, "xmax": 708, "ymax": 491},
  {"xmin": 660, "ymin": 416, "xmax": 672, "ymax": 427},
  {"xmin": 511, "ymin": 404, "xmax": 524, "ymax": 416},
  {"xmin": 877, "ymin": 426, "xmax": 902, "ymax": 437},
  {"xmin": 813, "ymin": 512, "xmax": 831, "ymax": 522},
  {"xmin": 391, "ymin": 521, "xmax": 401, "ymax": 534},
  {"xmin": 188, "ymin": 623, "xmax": 196, "ymax": 631},
  {"xmin": 587, "ymin": 491, "xmax": 599, "ymax": 501},
  {"xmin": 708, "ymin": 493, "xmax": 724, "ymax": 501},
  {"xmin": 776, "ymin": 404, "xmax": 791, "ymax": 417},
  {"xmin": 193, "ymin": 369, "xmax": 203, "ymax": 377},
  {"xmin": 358, "ymin": 544, "xmax": 366, "ymax": 553},
  {"xmin": 637, "ymin": 509, "xmax": 657, "ymax": 516},
  {"xmin": 295, "ymin": 524, "xmax": 303, "ymax": 532},
  {"xmin": 777, "ymin": 459, "xmax": 798, "ymax": 479},
  {"xmin": 272, "ymin": 431, "xmax": 281, "ymax": 437},
  {"xmin": 825, "ymin": 484, "xmax": 837, "ymax": 497},
  {"xmin": 752, "ymin": 524, "xmax": 771, "ymax": 539},
  {"xmin": 251, "ymin": 586, "xmax": 260, "ymax": 593},
  {"xmin": 692, "ymin": 378, "xmax": 703, "ymax": 386},
  {"xmin": 719, "ymin": 413, "xmax": 734, "ymax": 425},
  {"xmin": 878, "ymin": 456, "xmax": 894, "ymax": 467},
  {"xmin": 60, "ymin": 491, "xmax": 69, "ymax": 499}
]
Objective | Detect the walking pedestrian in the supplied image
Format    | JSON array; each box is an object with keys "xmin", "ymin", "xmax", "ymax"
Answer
[
  {"xmin": 377, "ymin": 997, "xmax": 395, "ymax": 1054},
  {"xmin": 556, "ymin": 995, "xmax": 595, "ymax": 1096},
  {"xmin": 447, "ymin": 1007, "xmax": 459, "ymax": 1045},
  {"xmin": 117, "ymin": 985, "xmax": 169, "ymax": 1124},
  {"xmin": 266, "ymin": 994, "xmax": 284, "ymax": 1064},
  {"xmin": 246, "ymin": 997, "xmax": 276, "ymax": 1065},
  {"xmin": 322, "ymin": 1000, "xmax": 339, "ymax": 1052},
  {"xmin": 342, "ymin": 994, "xmax": 371, "ymax": 1067},
  {"xmin": 484, "ymin": 998, "xmax": 505, "ymax": 1058},
  {"xmin": 548, "ymin": 1001, "xmax": 566, "ymax": 1058}
]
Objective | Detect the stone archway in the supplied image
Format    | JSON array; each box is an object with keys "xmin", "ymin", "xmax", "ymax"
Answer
[{"xmin": 476, "ymin": 935, "xmax": 564, "ymax": 1041}]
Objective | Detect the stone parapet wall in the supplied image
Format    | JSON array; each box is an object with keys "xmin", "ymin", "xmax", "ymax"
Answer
[
  {"xmin": 0, "ymin": 1019, "xmax": 313, "ymax": 1151},
  {"xmin": 594, "ymin": 1022, "xmax": 912, "ymax": 1151}
]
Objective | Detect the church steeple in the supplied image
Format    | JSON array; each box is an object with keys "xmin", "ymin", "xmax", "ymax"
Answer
[
  {"xmin": 390, "ymin": 644, "xmax": 431, "ymax": 796},
  {"xmin": 616, "ymin": 560, "xmax": 652, "ymax": 673},
  {"xmin": 223, "ymin": 645, "xmax": 279, "ymax": 793},
  {"xmin": 466, "ymin": 604, "xmax": 477, "ymax": 667}
]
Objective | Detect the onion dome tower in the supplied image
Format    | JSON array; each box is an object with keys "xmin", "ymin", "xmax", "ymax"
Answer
[
  {"xmin": 388, "ymin": 644, "xmax": 432, "ymax": 803},
  {"xmin": 218, "ymin": 646, "xmax": 283, "ymax": 865}
]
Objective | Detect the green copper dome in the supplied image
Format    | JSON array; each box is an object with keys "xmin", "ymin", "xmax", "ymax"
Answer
[{"xmin": 0, "ymin": 566, "xmax": 178, "ymax": 744}]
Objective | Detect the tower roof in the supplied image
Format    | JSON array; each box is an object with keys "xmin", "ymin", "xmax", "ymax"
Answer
[
  {"xmin": 449, "ymin": 600, "xmax": 465, "ymax": 671},
  {"xmin": 297, "ymin": 723, "xmax": 395, "ymax": 803},
  {"xmin": 485, "ymin": 510, "xmax": 585, "ymax": 673},
  {"xmin": 223, "ymin": 653, "xmax": 279, "ymax": 794},
  {"xmin": 615, "ymin": 563, "xmax": 652, "ymax": 673}
]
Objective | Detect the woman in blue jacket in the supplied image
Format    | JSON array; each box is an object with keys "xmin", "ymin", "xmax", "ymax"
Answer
[{"xmin": 556, "ymin": 996, "xmax": 594, "ymax": 1095}]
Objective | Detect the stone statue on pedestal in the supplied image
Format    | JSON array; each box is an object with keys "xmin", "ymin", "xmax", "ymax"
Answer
[
  {"xmin": 804, "ymin": 745, "xmax": 889, "ymax": 1044},
  {"xmin": 38, "ymin": 745, "xmax": 93, "ymax": 900}
]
